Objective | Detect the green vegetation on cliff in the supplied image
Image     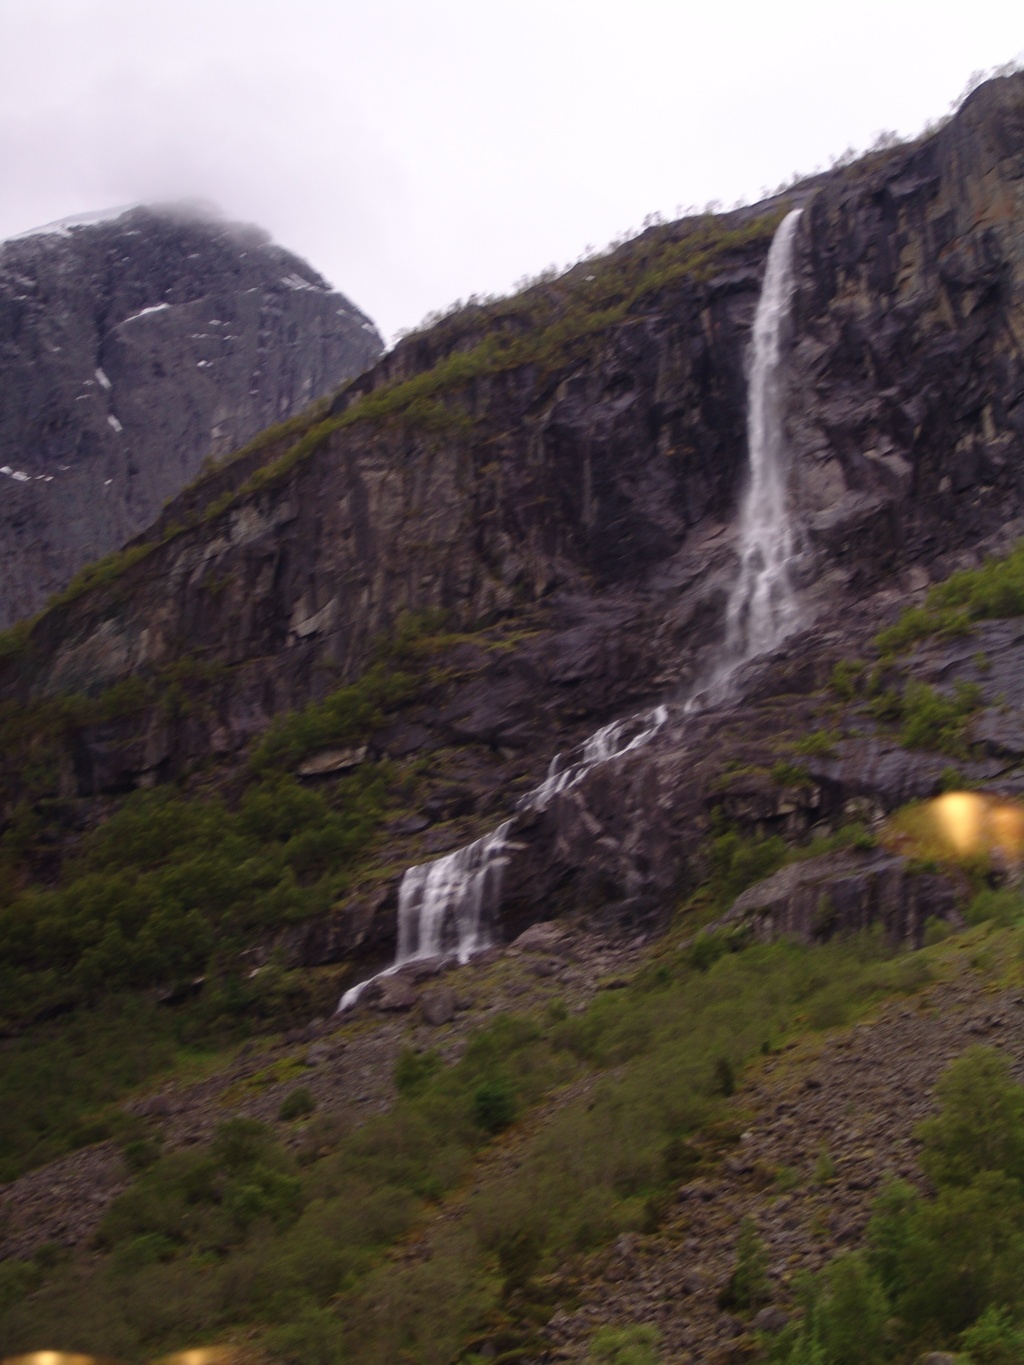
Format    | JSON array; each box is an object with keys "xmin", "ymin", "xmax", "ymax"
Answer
[
  {"xmin": 0, "ymin": 614, "xmax": 500, "ymax": 1177},
  {"xmin": 876, "ymin": 540, "xmax": 1024, "ymax": 657}
]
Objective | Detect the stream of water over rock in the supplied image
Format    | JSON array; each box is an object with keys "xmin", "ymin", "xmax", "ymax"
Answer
[
  {"xmin": 338, "ymin": 209, "xmax": 804, "ymax": 1010},
  {"xmin": 338, "ymin": 706, "xmax": 668, "ymax": 1009},
  {"xmin": 692, "ymin": 206, "xmax": 805, "ymax": 703}
]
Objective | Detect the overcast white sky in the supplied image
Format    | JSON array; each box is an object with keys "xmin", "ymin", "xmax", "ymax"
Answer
[{"xmin": 1, "ymin": 0, "xmax": 1021, "ymax": 341}]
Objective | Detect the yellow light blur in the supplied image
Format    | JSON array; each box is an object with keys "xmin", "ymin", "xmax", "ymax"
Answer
[
  {"xmin": 2, "ymin": 1343, "xmax": 249, "ymax": 1365},
  {"xmin": 2, "ymin": 1351, "xmax": 246, "ymax": 1365},
  {"xmin": 904, "ymin": 791, "xmax": 1024, "ymax": 866},
  {"xmin": 933, "ymin": 791, "xmax": 986, "ymax": 856},
  {"xmin": 1, "ymin": 1356, "xmax": 114, "ymax": 1365},
  {"xmin": 157, "ymin": 1350, "xmax": 243, "ymax": 1365}
]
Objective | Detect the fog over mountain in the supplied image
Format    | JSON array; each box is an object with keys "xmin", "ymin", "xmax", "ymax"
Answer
[
  {"xmin": 0, "ymin": 202, "xmax": 382, "ymax": 626},
  {"xmin": 1, "ymin": 0, "xmax": 1021, "ymax": 339}
]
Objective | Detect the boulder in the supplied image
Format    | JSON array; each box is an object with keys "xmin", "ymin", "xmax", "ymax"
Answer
[
  {"xmin": 752, "ymin": 1307, "xmax": 788, "ymax": 1333},
  {"xmin": 296, "ymin": 746, "xmax": 368, "ymax": 778},
  {"xmin": 510, "ymin": 921, "xmax": 566, "ymax": 952},
  {"xmin": 721, "ymin": 849, "xmax": 965, "ymax": 947},
  {"xmin": 374, "ymin": 977, "xmax": 418, "ymax": 1011},
  {"xmin": 420, "ymin": 987, "xmax": 457, "ymax": 1026}
]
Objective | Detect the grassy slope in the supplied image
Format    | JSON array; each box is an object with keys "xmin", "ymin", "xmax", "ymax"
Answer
[
  {"xmin": 0, "ymin": 919, "xmax": 961, "ymax": 1360},
  {"xmin": 2, "ymin": 548, "xmax": 1024, "ymax": 1355}
]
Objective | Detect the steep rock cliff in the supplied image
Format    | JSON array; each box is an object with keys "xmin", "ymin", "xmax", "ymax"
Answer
[
  {"xmin": 0, "ymin": 204, "xmax": 383, "ymax": 626},
  {"xmin": 1, "ymin": 74, "xmax": 1023, "ymax": 979},
  {"xmin": 786, "ymin": 71, "xmax": 1024, "ymax": 578}
]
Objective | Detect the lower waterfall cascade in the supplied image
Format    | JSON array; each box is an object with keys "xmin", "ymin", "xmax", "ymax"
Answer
[
  {"xmin": 337, "ymin": 209, "xmax": 805, "ymax": 1010},
  {"xmin": 338, "ymin": 709, "xmax": 667, "ymax": 1010}
]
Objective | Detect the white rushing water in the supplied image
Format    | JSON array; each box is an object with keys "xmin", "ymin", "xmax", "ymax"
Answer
[
  {"xmin": 338, "ymin": 707, "xmax": 668, "ymax": 1010},
  {"xmin": 337, "ymin": 211, "xmax": 804, "ymax": 1010},
  {"xmin": 723, "ymin": 208, "xmax": 804, "ymax": 664},
  {"xmin": 530, "ymin": 706, "xmax": 668, "ymax": 810},
  {"xmin": 339, "ymin": 821, "xmax": 515, "ymax": 1010}
]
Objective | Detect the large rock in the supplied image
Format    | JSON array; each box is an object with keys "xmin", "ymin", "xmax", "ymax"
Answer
[
  {"xmin": 719, "ymin": 848, "xmax": 965, "ymax": 947},
  {"xmin": 0, "ymin": 203, "xmax": 382, "ymax": 626}
]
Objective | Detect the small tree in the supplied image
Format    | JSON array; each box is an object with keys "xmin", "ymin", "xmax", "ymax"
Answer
[
  {"xmin": 918, "ymin": 1046, "xmax": 1024, "ymax": 1189},
  {"xmin": 720, "ymin": 1216, "xmax": 770, "ymax": 1311}
]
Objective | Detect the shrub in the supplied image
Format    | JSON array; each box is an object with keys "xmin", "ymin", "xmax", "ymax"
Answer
[
  {"xmin": 774, "ymin": 1258, "xmax": 887, "ymax": 1363},
  {"xmin": 814, "ymin": 1144, "xmax": 838, "ymax": 1185},
  {"xmin": 960, "ymin": 1304, "xmax": 1024, "ymax": 1365},
  {"xmin": 472, "ymin": 1077, "xmax": 518, "ymax": 1134},
  {"xmin": 249, "ymin": 666, "xmax": 415, "ymax": 773},
  {"xmin": 99, "ymin": 1117, "xmax": 303, "ymax": 1253},
  {"xmin": 713, "ymin": 1057, "xmax": 736, "ymax": 1097},
  {"xmin": 870, "ymin": 1169, "xmax": 1024, "ymax": 1340},
  {"xmin": 264, "ymin": 1304, "xmax": 345, "ymax": 1365},
  {"xmin": 122, "ymin": 1135, "xmax": 163, "ymax": 1173},
  {"xmin": 869, "ymin": 686, "xmax": 904, "ymax": 723},
  {"xmin": 279, "ymin": 1087, "xmax": 317, "ymax": 1122},
  {"xmin": 394, "ymin": 1047, "xmax": 442, "ymax": 1097},
  {"xmin": 793, "ymin": 730, "xmax": 839, "ymax": 757},
  {"xmin": 874, "ymin": 539, "xmax": 1024, "ymax": 657},
  {"xmin": 719, "ymin": 1216, "xmax": 770, "ymax": 1311},
  {"xmin": 916, "ymin": 1046, "xmax": 1024, "ymax": 1189},
  {"xmin": 495, "ymin": 1226, "xmax": 542, "ymax": 1297},
  {"xmin": 829, "ymin": 660, "xmax": 864, "ymax": 700},
  {"xmin": 586, "ymin": 1325, "xmax": 660, "ymax": 1365},
  {"xmin": 966, "ymin": 888, "xmax": 1024, "ymax": 928},
  {"xmin": 771, "ymin": 762, "xmax": 811, "ymax": 786},
  {"xmin": 708, "ymin": 827, "xmax": 788, "ymax": 904},
  {"xmin": 899, "ymin": 679, "xmax": 981, "ymax": 755},
  {"xmin": 689, "ymin": 932, "xmax": 731, "ymax": 972}
]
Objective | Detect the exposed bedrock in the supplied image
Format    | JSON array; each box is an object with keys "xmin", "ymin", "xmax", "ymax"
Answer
[
  {"xmin": 719, "ymin": 847, "xmax": 966, "ymax": 948},
  {"xmin": 787, "ymin": 73, "xmax": 1024, "ymax": 582},
  {"xmin": 0, "ymin": 204, "xmax": 383, "ymax": 626}
]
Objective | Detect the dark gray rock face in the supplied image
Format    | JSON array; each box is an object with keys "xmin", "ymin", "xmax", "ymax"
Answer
[
  {"xmin": 719, "ymin": 849, "xmax": 965, "ymax": 948},
  {"xmin": 0, "ymin": 204, "xmax": 382, "ymax": 626},
  {"xmin": 786, "ymin": 73, "xmax": 1024, "ymax": 583}
]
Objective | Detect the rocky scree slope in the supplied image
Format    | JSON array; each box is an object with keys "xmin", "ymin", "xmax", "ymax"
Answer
[
  {"xmin": 0, "ymin": 204, "xmax": 383, "ymax": 627},
  {"xmin": 0, "ymin": 75, "xmax": 1023, "ymax": 983}
]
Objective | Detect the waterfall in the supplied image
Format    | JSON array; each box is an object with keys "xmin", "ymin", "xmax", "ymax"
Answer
[
  {"xmin": 337, "ymin": 707, "xmax": 667, "ymax": 1010},
  {"xmin": 530, "ymin": 706, "xmax": 668, "ymax": 811},
  {"xmin": 723, "ymin": 207, "xmax": 804, "ymax": 664},
  {"xmin": 339, "ymin": 821, "xmax": 514, "ymax": 1011},
  {"xmin": 336, "ymin": 211, "xmax": 805, "ymax": 1011}
]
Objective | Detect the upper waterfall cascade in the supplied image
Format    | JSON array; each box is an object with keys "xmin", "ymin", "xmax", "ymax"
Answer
[
  {"xmin": 337, "ymin": 211, "xmax": 805, "ymax": 1010},
  {"xmin": 724, "ymin": 208, "xmax": 805, "ymax": 663}
]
